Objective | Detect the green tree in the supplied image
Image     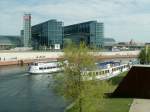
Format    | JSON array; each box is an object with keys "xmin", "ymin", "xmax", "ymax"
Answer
[
  {"xmin": 54, "ymin": 42, "xmax": 111, "ymax": 112},
  {"xmin": 63, "ymin": 42, "xmax": 95, "ymax": 112},
  {"xmin": 138, "ymin": 45, "xmax": 150, "ymax": 64}
]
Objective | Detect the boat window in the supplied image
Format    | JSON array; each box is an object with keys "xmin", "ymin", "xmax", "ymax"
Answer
[
  {"xmin": 39, "ymin": 67, "xmax": 43, "ymax": 70},
  {"xmin": 106, "ymin": 70, "xmax": 108, "ymax": 73},
  {"xmin": 47, "ymin": 67, "xmax": 50, "ymax": 69},
  {"xmin": 103, "ymin": 71, "xmax": 105, "ymax": 74},
  {"xmin": 96, "ymin": 72, "xmax": 98, "ymax": 76},
  {"xmin": 107, "ymin": 70, "xmax": 109, "ymax": 73}
]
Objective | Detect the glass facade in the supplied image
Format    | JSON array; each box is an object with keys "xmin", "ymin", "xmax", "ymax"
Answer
[
  {"xmin": 23, "ymin": 14, "xmax": 31, "ymax": 47},
  {"xmin": 104, "ymin": 38, "xmax": 116, "ymax": 46},
  {"xmin": 32, "ymin": 19, "xmax": 63, "ymax": 49},
  {"xmin": 64, "ymin": 21, "xmax": 104, "ymax": 48},
  {"xmin": 0, "ymin": 35, "xmax": 21, "ymax": 50}
]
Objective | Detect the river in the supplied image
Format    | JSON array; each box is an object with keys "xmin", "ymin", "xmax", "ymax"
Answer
[
  {"xmin": 0, "ymin": 58, "xmax": 137, "ymax": 112},
  {"xmin": 0, "ymin": 65, "xmax": 67, "ymax": 112}
]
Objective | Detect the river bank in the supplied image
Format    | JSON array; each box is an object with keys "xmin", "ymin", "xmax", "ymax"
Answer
[
  {"xmin": 0, "ymin": 51, "xmax": 140, "ymax": 66},
  {"xmin": 0, "ymin": 58, "xmax": 59, "ymax": 66}
]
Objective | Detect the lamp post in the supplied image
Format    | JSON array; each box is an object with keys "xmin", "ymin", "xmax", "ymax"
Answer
[{"xmin": 145, "ymin": 45, "xmax": 148, "ymax": 64}]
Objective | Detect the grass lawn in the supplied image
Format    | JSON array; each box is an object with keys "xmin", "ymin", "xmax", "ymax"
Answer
[
  {"xmin": 67, "ymin": 72, "xmax": 133, "ymax": 112},
  {"xmin": 103, "ymin": 98, "xmax": 132, "ymax": 112},
  {"xmin": 102, "ymin": 72, "xmax": 133, "ymax": 112}
]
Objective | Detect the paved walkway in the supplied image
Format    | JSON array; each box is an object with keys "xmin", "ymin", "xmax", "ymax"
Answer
[{"xmin": 129, "ymin": 99, "xmax": 150, "ymax": 112}]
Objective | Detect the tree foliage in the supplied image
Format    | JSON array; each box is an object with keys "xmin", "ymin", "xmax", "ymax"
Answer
[
  {"xmin": 54, "ymin": 42, "xmax": 111, "ymax": 112},
  {"xmin": 138, "ymin": 46, "xmax": 150, "ymax": 64}
]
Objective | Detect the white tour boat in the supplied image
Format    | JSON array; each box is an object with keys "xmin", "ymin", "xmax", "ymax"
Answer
[
  {"xmin": 82, "ymin": 61, "xmax": 132, "ymax": 80},
  {"xmin": 28, "ymin": 60, "xmax": 62, "ymax": 74}
]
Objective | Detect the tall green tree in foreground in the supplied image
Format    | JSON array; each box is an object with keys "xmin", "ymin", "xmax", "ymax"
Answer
[
  {"xmin": 138, "ymin": 45, "xmax": 150, "ymax": 64},
  {"xmin": 56, "ymin": 43, "xmax": 111, "ymax": 112}
]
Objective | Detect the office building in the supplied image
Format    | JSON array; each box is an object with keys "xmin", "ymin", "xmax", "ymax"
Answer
[
  {"xmin": 22, "ymin": 13, "xmax": 31, "ymax": 47},
  {"xmin": 102, "ymin": 38, "xmax": 116, "ymax": 50},
  {"xmin": 32, "ymin": 19, "xmax": 63, "ymax": 50},
  {"xmin": 104, "ymin": 37, "xmax": 116, "ymax": 46},
  {"xmin": 64, "ymin": 21, "xmax": 104, "ymax": 48},
  {"xmin": 0, "ymin": 35, "xmax": 21, "ymax": 50}
]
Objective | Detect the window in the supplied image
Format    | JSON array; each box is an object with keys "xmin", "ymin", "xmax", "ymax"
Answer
[{"xmin": 39, "ymin": 67, "xmax": 43, "ymax": 70}]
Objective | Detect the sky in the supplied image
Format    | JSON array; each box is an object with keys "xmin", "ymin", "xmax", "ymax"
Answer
[{"xmin": 0, "ymin": 0, "xmax": 150, "ymax": 42}]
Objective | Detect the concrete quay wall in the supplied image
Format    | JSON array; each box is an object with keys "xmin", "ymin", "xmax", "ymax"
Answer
[
  {"xmin": 0, "ymin": 52, "xmax": 63, "ymax": 61},
  {"xmin": 93, "ymin": 50, "xmax": 140, "ymax": 59},
  {"xmin": 93, "ymin": 50, "xmax": 140, "ymax": 56},
  {"xmin": 0, "ymin": 51, "xmax": 140, "ymax": 66}
]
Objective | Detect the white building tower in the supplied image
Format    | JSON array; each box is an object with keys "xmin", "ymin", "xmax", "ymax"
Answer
[{"xmin": 23, "ymin": 13, "xmax": 31, "ymax": 47}]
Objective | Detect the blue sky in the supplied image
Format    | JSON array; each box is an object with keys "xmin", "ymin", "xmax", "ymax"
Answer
[{"xmin": 0, "ymin": 0, "xmax": 150, "ymax": 42}]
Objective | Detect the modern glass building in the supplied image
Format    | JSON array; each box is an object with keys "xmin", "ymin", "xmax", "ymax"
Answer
[
  {"xmin": 0, "ymin": 35, "xmax": 21, "ymax": 50},
  {"xmin": 104, "ymin": 38, "xmax": 116, "ymax": 46},
  {"xmin": 103, "ymin": 38, "xmax": 116, "ymax": 50},
  {"xmin": 64, "ymin": 21, "xmax": 104, "ymax": 48},
  {"xmin": 23, "ymin": 13, "xmax": 31, "ymax": 47},
  {"xmin": 32, "ymin": 19, "xmax": 63, "ymax": 49}
]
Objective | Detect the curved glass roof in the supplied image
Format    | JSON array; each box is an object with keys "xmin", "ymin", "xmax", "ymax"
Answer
[{"xmin": 0, "ymin": 35, "xmax": 21, "ymax": 46}]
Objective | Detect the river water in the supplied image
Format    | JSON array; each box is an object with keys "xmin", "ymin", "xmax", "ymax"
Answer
[
  {"xmin": 0, "ymin": 58, "xmax": 137, "ymax": 112},
  {"xmin": 0, "ymin": 65, "xmax": 67, "ymax": 112}
]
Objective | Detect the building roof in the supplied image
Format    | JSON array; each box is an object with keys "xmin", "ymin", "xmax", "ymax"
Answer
[
  {"xmin": 64, "ymin": 20, "xmax": 103, "ymax": 27},
  {"xmin": 32, "ymin": 19, "xmax": 63, "ymax": 28},
  {"xmin": 104, "ymin": 38, "xmax": 116, "ymax": 42},
  {"xmin": 0, "ymin": 35, "xmax": 21, "ymax": 46},
  {"xmin": 104, "ymin": 38, "xmax": 116, "ymax": 46}
]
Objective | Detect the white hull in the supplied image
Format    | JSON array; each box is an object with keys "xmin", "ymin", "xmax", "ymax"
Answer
[
  {"xmin": 95, "ymin": 67, "xmax": 129, "ymax": 80},
  {"xmin": 29, "ymin": 68, "xmax": 62, "ymax": 74},
  {"xmin": 28, "ymin": 61, "xmax": 62, "ymax": 74},
  {"xmin": 82, "ymin": 64, "xmax": 131, "ymax": 80}
]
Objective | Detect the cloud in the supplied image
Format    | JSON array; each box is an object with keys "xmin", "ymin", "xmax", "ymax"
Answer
[{"xmin": 0, "ymin": 0, "xmax": 150, "ymax": 42}]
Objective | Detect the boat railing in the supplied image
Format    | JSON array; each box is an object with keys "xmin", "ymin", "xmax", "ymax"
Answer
[{"xmin": 81, "ymin": 63, "xmax": 131, "ymax": 80}]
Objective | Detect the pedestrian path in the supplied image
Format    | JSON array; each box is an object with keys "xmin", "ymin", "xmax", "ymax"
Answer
[{"xmin": 129, "ymin": 99, "xmax": 150, "ymax": 112}]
